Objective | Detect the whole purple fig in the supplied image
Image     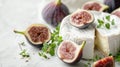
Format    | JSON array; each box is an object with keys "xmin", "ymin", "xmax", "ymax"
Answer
[
  {"xmin": 42, "ymin": 0, "xmax": 69, "ymax": 27},
  {"xmin": 104, "ymin": 0, "xmax": 120, "ymax": 13}
]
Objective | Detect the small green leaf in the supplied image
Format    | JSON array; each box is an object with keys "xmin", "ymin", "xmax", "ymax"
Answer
[
  {"xmin": 109, "ymin": 53, "xmax": 112, "ymax": 56},
  {"xmin": 106, "ymin": 15, "xmax": 110, "ymax": 21},
  {"xmin": 97, "ymin": 24, "xmax": 102, "ymax": 28},
  {"xmin": 19, "ymin": 42, "xmax": 25, "ymax": 46},
  {"xmin": 97, "ymin": 19, "xmax": 104, "ymax": 28},
  {"xmin": 38, "ymin": 52, "xmax": 48, "ymax": 59},
  {"xmin": 49, "ymin": 48, "xmax": 55, "ymax": 56},
  {"xmin": 98, "ymin": 19, "xmax": 104, "ymax": 24},
  {"xmin": 57, "ymin": 36, "xmax": 63, "ymax": 45},
  {"xmin": 105, "ymin": 23, "xmax": 110, "ymax": 29},
  {"xmin": 84, "ymin": 64, "xmax": 88, "ymax": 67},
  {"xmin": 111, "ymin": 19, "xmax": 115, "ymax": 25},
  {"xmin": 42, "ymin": 43, "xmax": 49, "ymax": 52},
  {"xmin": 115, "ymin": 51, "xmax": 120, "ymax": 62}
]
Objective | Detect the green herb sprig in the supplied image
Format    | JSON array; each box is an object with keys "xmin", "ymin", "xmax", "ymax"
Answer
[
  {"xmin": 109, "ymin": 52, "xmax": 120, "ymax": 62},
  {"xmin": 83, "ymin": 55, "xmax": 102, "ymax": 67},
  {"xmin": 20, "ymin": 49, "xmax": 30, "ymax": 58},
  {"xmin": 18, "ymin": 42, "xmax": 26, "ymax": 46},
  {"xmin": 97, "ymin": 15, "xmax": 115, "ymax": 29},
  {"xmin": 18, "ymin": 42, "xmax": 30, "ymax": 58},
  {"xmin": 114, "ymin": 51, "xmax": 120, "ymax": 62},
  {"xmin": 39, "ymin": 24, "xmax": 63, "ymax": 59}
]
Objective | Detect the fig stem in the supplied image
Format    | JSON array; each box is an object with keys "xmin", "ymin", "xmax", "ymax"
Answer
[
  {"xmin": 56, "ymin": 0, "xmax": 61, "ymax": 5},
  {"xmin": 81, "ymin": 41, "xmax": 86, "ymax": 49},
  {"xmin": 14, "ymin": 30, "xmax": 25, "ymax": 35}
]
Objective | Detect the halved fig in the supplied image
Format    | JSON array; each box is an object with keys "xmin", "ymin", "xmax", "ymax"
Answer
[
  {"xmin": 57, "ymin": 40, "xmax": 86, "ymax": 64},
  {"xmin": 81, "ymin": 1, "xmax": 109, "ymax": 12},
  {"xmin": 92, "ymin": 56, "xmax": 115, "ymax": 67},
  {"xmin": 70, "ymin": 9, "xmax": 94, "ymax": 28},
  {"xmin": 14, "ymin": 24, "xmax": 51, "ymax": 46},
  {"xmin": 111, "ymin": 8, "xmax": 120, "ymax": 18}
]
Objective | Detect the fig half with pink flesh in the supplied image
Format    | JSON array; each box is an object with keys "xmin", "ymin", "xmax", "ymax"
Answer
[
  {"xmin": 14, "ymin": 24, "xmax": 51, "ymax": 46},
  {"xmin": 82, "ymin": 1, "xmax": 109, "ymax": 12},
  {"xmin": 57, "ymin": 40, "xmax": 86, "ymax": 64},
  {"xmin": 111, "ymin": 8, "xmax": 120, "ymax": 18},
  {"xmin": 92, "ymin": 56, "xmax": 115, "ymax": 67},
  {"xmin": 70, "ymin": 9, "xmax": 94, "ymax": 28}
]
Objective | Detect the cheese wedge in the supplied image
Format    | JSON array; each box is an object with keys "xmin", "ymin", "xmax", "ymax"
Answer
[
  {"xmin": 93, "ymin": 11, "xmax": 120, "ymax": 56},
  {"xmin": 60, "ymin": 15, "xmax": 95, "ymax": 59}
]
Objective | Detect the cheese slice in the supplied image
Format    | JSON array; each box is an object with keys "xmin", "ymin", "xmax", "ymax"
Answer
[
  {"xmin": 60, "ymin": 15, "xmax": 95, "ymax": 59},
  {"xmin": 93, "ymin": 11, "xmax": 120, "ymax": 56}
]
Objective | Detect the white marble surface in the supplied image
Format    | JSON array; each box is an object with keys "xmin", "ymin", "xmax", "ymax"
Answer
[{"xmin": 0, "ymin": 0, "xmax": 119, "ymax": 67}]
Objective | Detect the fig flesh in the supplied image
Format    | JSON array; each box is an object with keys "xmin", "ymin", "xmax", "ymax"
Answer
[
  {"xmin": 14, "ymin": 24, "xmax": 51, "ymax": 46},
  {"xmin": 111, "ymin": 8, "xmax": 120, "ymax": 18},
  {"xmin": 82, "ymin": 1, "xmax": 109, "ymax": 12},
  {"xmin": 92, "ymin": 56, "xmax": 115, "ymax": 67},
  {"xmin": 42, "ymin": 0, "xmax": 69, "ymax": 27},
  {"xmin": 70, "ymin": 9, "xmax": 94, "ymax": 28},
  {"xmin": 57, "ymin": 40, "xmax": 86, "ymax": 64}
]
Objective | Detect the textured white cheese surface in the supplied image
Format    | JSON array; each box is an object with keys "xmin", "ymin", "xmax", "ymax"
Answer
[
  {"xmin": 60, "ymin": 15, "xmax": 95, "ymax": 59},
  {"xmin": 92, "ymin": 11, "xmax": 120, "ymax": 36}
]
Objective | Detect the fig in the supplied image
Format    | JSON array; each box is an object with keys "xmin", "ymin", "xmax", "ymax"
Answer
[
  {"xmin": 14, "ymin": 24, "xmax": 51, "ymax": 46},
  {"xmin": 111, "ymin": 8, "xmax": 120, "ymax": 18},
  {"xmin": 104, "ymin": 0, "xmax": 120, "ymax": 13},
  {"xmin": 42, "ymin": 0, "xmax": 69, "ymax": 27},
  {"xmin": 92, "ymin": 56, "xmax": 115, "ymax": 67},
  {"xmin": 82, "ymin": 1, "xmax": 109, "ymax": 12},
  {"xmin": 70, "ymin": 9, "xmax": 94, "ymax": 28},
  {"xmin": 57, "ymin": 40, "xmax": 86, "ymax": 64}
]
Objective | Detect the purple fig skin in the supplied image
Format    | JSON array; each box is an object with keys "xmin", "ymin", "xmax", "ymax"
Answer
[
  {"xmin": 115, "ymin": 0, "xmax": 120, "ymax": 9},
  {"xmin": 104, "ymin": 0, "xmax": 120, "ymax": 13},
  {"xmin": 104, "ymin": 0, "xmax": 115, "ymax": 13},
  {"xmin": 59, "ymin": 50, "xmax": 83, "ymax": 64},
  {"xmin": 66, "ymin": 50, "xmax": 83, "ymax": 64},
  {"xmin": 42, "ymin": 1, "xmax": 69, "ymax": 27},
  {"xmin": 69, "ymin": 41, "xmax": 86, "ymax": 64}
]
